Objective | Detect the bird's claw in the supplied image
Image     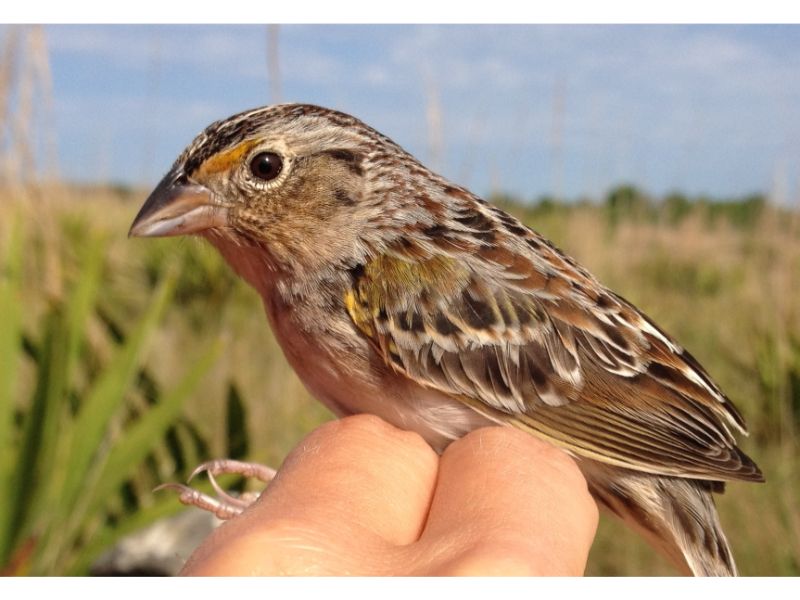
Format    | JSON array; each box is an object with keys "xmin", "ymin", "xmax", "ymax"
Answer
[
  {"xmin": 157, "ymin": 459, "xmax": 277, "ymax": 520},
  {"xmin": 189, "ymin": 459, "xmax": 277, "ymax": 484}
]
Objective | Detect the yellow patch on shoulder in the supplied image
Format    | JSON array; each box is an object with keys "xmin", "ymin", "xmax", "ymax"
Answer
[
  {"xmin": 197, "ymin": 139, "xmax": 261, "ymax": 177},
  {"xmin": 345, "ymin": 253, "xmax": 470, "ymax": 328},
  {"xmin": 362, "ymin": 254, "xmax": 470, "ymax": 306},
  {"xmin": 344, "ymin": 288, "xmax": 375, "ymax": 337}
]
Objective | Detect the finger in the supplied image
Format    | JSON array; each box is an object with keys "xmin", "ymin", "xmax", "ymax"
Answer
[
  {"xmin": 182, "ymin": 414, "xmax": 439, "ymax": 575},
  {"xmin": 261, "ymin": 414, "xmax": 439, "ymax": 544},
  {"xmin": 413, "ymin": 426, "xmax": 598, "ymax": 575}
]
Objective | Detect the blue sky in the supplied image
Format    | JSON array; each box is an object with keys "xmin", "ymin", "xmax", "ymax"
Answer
[{"xmin": 10, "ymin": 24, "xmax": 800, "ymax": 201}]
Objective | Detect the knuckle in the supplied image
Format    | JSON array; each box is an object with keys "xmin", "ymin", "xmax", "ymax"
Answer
[
  {"xmin": 290, "ymin": 414, "xmax": 438, "ymax": 468},
  {"xmin": 338, "ymin": 413, "xmax": 396, "ymax": 435},
  {"xmin": 333, "ymin": 414, "xmax": 431, "ymax": 452},
  {"xmin": 450, "ymin": 424, "xmax": 595, "ymax": 505}
]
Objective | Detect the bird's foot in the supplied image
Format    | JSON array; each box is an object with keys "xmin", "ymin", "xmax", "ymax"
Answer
[{"xmin": 156, "ymin": 459, "xmax": 277, "ymax": 520}]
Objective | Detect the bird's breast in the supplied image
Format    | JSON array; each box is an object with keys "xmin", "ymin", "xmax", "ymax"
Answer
[{"xmin": 262, "ymin": 285, "xmax": 494, "ymax": 452}]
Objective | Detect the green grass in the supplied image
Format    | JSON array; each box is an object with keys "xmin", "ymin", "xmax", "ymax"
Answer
[{"xmin": 1, "ymin": 185, "xmax": 798, "ymax": 575}]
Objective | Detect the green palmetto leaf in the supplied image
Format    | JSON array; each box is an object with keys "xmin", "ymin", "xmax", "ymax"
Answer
[
  {"xmin": 84, "ymin": 340, "xmax": 221, "ymax": 521},
  {"xmin": 60, "ymin": 272, "xmax": 176, "ymax": 506},
  {"xmin": 57, "ymin": 341, "xmax": 221, "ymax": 574},
  {"xmin": 33, "ymin": 271, "xmax": 177, "ymax": 572}
]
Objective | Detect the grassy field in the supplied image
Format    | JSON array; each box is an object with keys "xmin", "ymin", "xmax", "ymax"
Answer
[{"xmin": 1, "ymin": 183, "xmax": 798, "ymax": 575}]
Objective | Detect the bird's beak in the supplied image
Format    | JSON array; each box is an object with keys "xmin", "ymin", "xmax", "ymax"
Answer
[{"xmin": 128, "ymin": 169, "xmax": 227, "ymax": 238}]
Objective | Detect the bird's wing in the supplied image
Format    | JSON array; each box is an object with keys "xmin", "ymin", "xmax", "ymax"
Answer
[{"xmin": 345, "ymin": 208, "xmax": 762, "ymax": 482}]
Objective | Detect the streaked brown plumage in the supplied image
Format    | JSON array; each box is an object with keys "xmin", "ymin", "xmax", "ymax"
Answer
[{"xmin": 129, "ymin": 103, "xmax": 763, "ymax": 576}]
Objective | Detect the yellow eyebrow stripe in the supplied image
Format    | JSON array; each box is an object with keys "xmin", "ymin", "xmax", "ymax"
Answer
[{"xmin": 197, "ymin": 139, "xmax": 261, "ymax": 176}]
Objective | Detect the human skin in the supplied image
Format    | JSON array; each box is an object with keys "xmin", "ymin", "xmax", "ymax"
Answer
[{"xmin": 180, "ymin": 414, "xmax": 599, "ymax": 576}]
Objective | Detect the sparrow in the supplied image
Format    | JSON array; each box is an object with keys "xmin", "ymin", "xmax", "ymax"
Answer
[{"xmin": 129, "ymin": 103, "xmax": 763, "ymax": 576}]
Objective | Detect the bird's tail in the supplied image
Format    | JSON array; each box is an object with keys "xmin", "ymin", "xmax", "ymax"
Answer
[{"xmin": 580, "ymin": 460, "xmax": 737, "ymax": 576}]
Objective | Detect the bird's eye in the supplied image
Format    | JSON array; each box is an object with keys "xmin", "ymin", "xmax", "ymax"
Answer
[{"xmin": 249, "ymin": 152, "xmax": 283, "ymax": 181}]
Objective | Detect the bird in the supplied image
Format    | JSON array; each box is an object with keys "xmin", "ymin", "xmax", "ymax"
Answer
[{"xmin": 129, "ymin": 103, "xmax": 763, "ymax": 576}]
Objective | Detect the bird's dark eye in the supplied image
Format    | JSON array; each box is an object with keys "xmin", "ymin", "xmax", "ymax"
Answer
[{"xmin": 249, "ymin": 152, "xmax": 283, "ymax": 181}]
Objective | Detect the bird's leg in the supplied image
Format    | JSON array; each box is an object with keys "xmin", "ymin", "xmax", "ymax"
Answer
[
  {"xmin": 190, "ymin": 459, "xmax": 277, "ymax": 484},
  {"xmin": 157, "ymin": 459, "xmax": 277, "ymax": 520}
]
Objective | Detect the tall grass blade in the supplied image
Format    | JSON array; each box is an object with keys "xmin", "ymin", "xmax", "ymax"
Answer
[
  {"xmin": 0, "ymin": 216, "xmax": 23, "ymax": 562},
  {"xmin": 63, "ymin": 235, "xmax": 105, "ymax": 383},
  {"xmin": 22, "ymin": 236, "xmax": 107, "ymax": 544},
  {"xmin": 4, "ymin": 307, "xmax": 70, "ymax": 567}
]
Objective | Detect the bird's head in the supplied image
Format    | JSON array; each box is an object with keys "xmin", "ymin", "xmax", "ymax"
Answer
[{"xmin": 129, "ymin": 104, "xmax": 437, "ymax": 280}]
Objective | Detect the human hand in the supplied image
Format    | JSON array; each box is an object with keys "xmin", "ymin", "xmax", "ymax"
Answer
[{"xmin": 180, "ymin": 414, "xmax": 598, "ymax": 576}]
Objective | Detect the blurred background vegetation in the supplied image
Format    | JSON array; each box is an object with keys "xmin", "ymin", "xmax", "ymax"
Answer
[
  {"xmin": 2, "ymin": 182, "xmax": 798, "ymax": 576},
  {"xmin": 0, "ymin": 24, "xmax": 798, "ymax": 576}
]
